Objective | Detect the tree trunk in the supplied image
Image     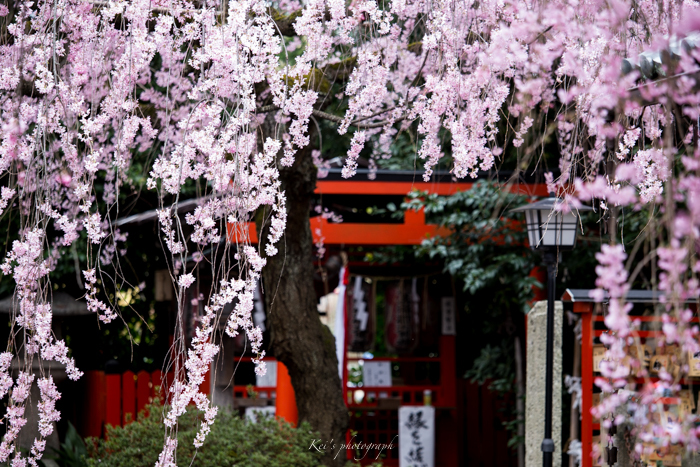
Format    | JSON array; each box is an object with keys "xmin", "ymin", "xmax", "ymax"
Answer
[{"xmin": 259, "ymin": 125, "xmax": 349, "ymax": 466}]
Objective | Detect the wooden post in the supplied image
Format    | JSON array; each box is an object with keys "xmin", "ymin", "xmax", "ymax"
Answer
[
  {"xmin": 275, "ymin": 361, "xmax": 298, "ymax": 425},
  {"xmin": 569, "ymin": 332, "xmax": 581, "ymax": 467}
]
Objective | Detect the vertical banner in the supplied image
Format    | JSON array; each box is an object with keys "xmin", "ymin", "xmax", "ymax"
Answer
[
  {"xmin": 419, "ymin": 277, "xmax": 440, "ymax": 350},
  {"xmin": 253, "ymin": 279, "xmax": 266, "ymax": 332},
  {"xmin": 347, "ymin": 276, "xmax": 376, "ymax": 352},
  {"xmin": 399, "ymin": 406, "xmax": 435, "ymax": 467},
  {"xmin": 385, "ymin": 279, "xmax": 419, "ymax": 353},
  {"xmin": 334, "ymin": 267, "xmax": 349, "ymax": 379}
]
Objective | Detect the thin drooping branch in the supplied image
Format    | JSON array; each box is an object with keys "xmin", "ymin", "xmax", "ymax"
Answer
[
  {"xmin": 255, "ymin": 105, "xmax": 406, "ymax": 129},
  {"xmin": 270, "ymin": 8, "xmax": 303, "ymax": 36}
]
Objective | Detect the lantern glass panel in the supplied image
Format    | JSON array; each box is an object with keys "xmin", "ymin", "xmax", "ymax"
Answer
[
  {"xmin": 528, "ymin": 209, "xmax": 578, "ymax": 249},
  {"xmin": 540, "ymin": 209, "xmax": 559, "ymax": 247},
  {"xmin": 560, "ymin": 211, "xmax": 577, "ymax": 247},
  {"xmin": 525, "ymin": 210, "xmax": 540, "ymax": 248}
]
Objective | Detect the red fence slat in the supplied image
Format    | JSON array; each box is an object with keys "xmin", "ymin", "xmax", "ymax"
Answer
[
  {"xmin": 105, "ymin": 373, "xmax": 121, "ymax": 428},
  {"xmin": 495, "ymin": 424, "xmax": 509, "ymax": 465},
  {"xmin": 151, "ymin": 370, "xmax": 163, "ymax": 400},
  {"xmin": 136, "ymin": 370, "xmax": 150, "ymax": 414},
  {"xmin": 122, "ymin": 371, "xmax": 136, "ymax": 425}
]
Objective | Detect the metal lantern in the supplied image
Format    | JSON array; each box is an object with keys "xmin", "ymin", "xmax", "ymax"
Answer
[
  {"xmin": 511, "ymin": 193, "xmax": 593, "ymax": 467},
  {"xmin": 511, "ymin": 195, "xmax": 592, "ymax": 251}
]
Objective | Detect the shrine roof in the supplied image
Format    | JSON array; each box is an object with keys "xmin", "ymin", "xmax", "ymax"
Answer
[{"xmin": 562, "ymin": 288, "xmax": 695, "ymax": 304}]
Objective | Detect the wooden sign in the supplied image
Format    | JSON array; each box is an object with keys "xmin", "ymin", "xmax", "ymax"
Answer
[
  {"xmin": 628, "ymin": 344, "xmax": 651, "ymax": 367},
  {"xmin": 399, "ymin": 406, "xmax": 435, "ymax": 467},
  {"xmin": 441, "ymin": 297, "xmax": 456, "ymax": 336},
  {"xmin": 688, "ymin": 351, "xmax": 700, "ymax": 377},
  {"xmin": 593, "ymin": 345, "xmax": 606, "ymax": 373},
  {"xmin": 643, "ymin": 444, "xmax": 682, "ymax": 466},
  {"xmin": 680, "ymin": 390, "xmax": 695, "ymax": 413},
  {"xmin": 155, "ymin": 269, "xmax": 173, "ymax": 301},
  {"xmin": 364, "ymin": 361, "xmax": 392, "ymax": 387},
  {"xmin": 649, "ymin": 354, "xmax": 670, "ymax": 374}
]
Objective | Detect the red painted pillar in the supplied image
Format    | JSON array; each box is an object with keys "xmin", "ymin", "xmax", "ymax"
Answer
[
  {"xmin": 578, "ymin": 303, "xmax": 593, "ymax": 467},
  {"xmin": 275, "ymin": 362, "xmax": 298, "ymax": 426}
]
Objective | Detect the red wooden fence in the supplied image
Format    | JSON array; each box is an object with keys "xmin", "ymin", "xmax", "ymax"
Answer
[
  {"xmin": 461, "ymin": 380, "xmax": 518, "ymax": 467},
  {"xmin": 81, "ymin": 370, "xmax": 174, "ymax": 438}
]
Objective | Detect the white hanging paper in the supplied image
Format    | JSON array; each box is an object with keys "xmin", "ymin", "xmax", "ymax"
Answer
[
  {"xmin": 353, "ymin": 276, "xmax": 369, "ymax": 331},
  {"xmin": 253, "ymin": 280, "xmax": 266, "ymax": 332},
  {"xmin": 245, "ymin": 406, "xmax": 276, "ymax": 422},
  {"xmin": 255, "ymin": 360, "xmax": 277, "ymax": 387},
  {"xmin": 334, "ymin": 267, "xmax": 347, "ymax": 379},
  {"xmin": 363, "ymin": 361, "xmax": 392, "ymax": 387},
  {"xmin": 399, "ymin": 406, "xmax": 435, "ymax": 467}
]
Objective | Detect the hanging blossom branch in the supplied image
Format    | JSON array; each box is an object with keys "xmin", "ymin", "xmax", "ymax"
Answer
[
  {"xmin": 255, "ymin": 105, "xmax": 405, "ymax": 130},
  {"xmin": 0, "ymin": 0, "xmax": 294, "ymax": 464}
]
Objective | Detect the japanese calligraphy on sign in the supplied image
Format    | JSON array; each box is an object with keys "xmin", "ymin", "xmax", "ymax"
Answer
[{"xmin": 399, "ymin": 406, "xmax": 435, "ymax": 467}]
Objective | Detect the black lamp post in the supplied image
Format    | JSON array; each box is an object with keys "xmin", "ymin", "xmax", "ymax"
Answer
[{"xmin": 512, "ymin": 195, "xmax": 592, "ymax": 467}]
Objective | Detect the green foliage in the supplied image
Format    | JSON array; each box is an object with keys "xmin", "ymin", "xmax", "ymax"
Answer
[
  {"xmin": 503, "ymin": 417, "xmax": 525, "ymax": 450},
  {"xmin": 86, "ymin": 400, "xmax": 323, "ymax": 467},
  {"xmin": 403, "ymin": 180, "xmax": 538, "ymax": 305},
  {"xmin": 465, "ymin": 342, "xmax": 516, "ymax": 393},
  {"xmin": 43, "ymin": 422, "xmax": 89, "ymax": 467}
]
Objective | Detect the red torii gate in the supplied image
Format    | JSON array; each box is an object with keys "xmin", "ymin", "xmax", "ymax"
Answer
[
  {"xmin": 226, "ymin": 176, "xmax": 548, "ymax": 465},
  {"xmin": 228, "ymin": 178, "xmax": 549, "ymax": 245}
]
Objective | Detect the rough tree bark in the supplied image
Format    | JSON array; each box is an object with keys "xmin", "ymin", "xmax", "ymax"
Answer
[{"xmin": 259, "ymin": 122, "xmax": 349, "ymax": 466}]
